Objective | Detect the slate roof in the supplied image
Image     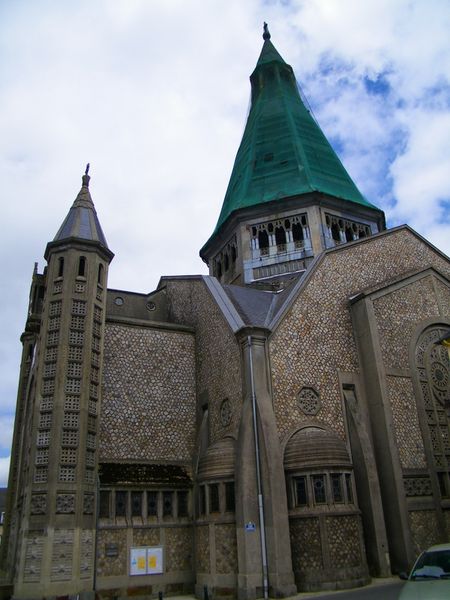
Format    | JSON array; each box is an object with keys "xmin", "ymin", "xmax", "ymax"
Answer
[
  {"xmin": 53, "ymin": 171, "xmax": 109, "ymax": 248},
  {"xmin": 222, "ymin": 274, "xmax": 301, "ymax": 328}
]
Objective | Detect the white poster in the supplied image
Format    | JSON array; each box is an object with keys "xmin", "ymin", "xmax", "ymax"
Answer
[
  {"xmin": 130, "ymin": 546, "xmax": 163, "ymax": 576},
  {"xmin": 147, "ymin": 546, "xmax": 163, "ymax": 574},
  {"xmin": 130, "ymin": 547, "xmax": 147, "ymax": 576}
]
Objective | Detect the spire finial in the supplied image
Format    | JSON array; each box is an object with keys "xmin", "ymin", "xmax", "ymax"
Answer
[
  {"xmin": 82, "ymin": 163, "xmax": 90, "ymax": 187},
  {"xmin": 263, "ymin": 22, "xmax": 271, "ymax": 41}
]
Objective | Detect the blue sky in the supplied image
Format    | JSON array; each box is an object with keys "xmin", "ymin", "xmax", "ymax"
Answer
[{"xmin": 0, "ymin": 0, "xmax": 450, "ymax": 485}]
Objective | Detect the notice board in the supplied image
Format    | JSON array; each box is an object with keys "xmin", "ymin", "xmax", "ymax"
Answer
[{"xmin": 130, "ymin": 546, "xmax": 163, "ymax": 576}]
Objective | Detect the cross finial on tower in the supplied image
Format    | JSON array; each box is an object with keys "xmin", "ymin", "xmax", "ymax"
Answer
[{"xmin": 263, "ymin": 22, "xmax": 271, "ymax": 40}]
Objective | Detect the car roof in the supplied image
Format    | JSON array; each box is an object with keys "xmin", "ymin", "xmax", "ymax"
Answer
[{"xmin": 424, "ymin": 543, "xmax": 450, "ymax": 552}]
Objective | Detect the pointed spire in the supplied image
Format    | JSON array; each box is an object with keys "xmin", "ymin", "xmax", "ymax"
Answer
[
  {"xmin": 49, "ymin": 165, "xmax": 110, "ymax": 250},
  {"xmin": 201, "ymin": 28, "xmax": 380, "ymax": 251}
]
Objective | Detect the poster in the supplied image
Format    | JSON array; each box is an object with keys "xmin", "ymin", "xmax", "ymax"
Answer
[
  {"xmin": 130, "ymin": 546, "xmax": 163, "ymax": 576},
  {"xmin": 130, "ymin": 547, "xmax": 147, "ymax": 576}
]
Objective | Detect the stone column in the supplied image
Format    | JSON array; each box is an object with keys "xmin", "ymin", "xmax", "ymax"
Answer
[{"xmin": 235, "ymin": 328, "xmax": 296, "ymax": 600}]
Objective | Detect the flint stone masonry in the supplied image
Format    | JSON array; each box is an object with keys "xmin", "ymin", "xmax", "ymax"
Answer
[
  {"xmin": 100, "ymin": 322, "xmax": 196, "ymax": 461},
  {"xmin": 373, "ymin": 276, "xmax": 441, "ymax": 371},
  {"xmin": 270, "ymin": 229, "xmax": 450, "ymax": 442},
  {"xmin": 387, "ymin": 376, "xmax": 426, "ymax": 469},
  {"xmin": 163, "ymin": 278, "xmax": 243, "ymax": 445}
]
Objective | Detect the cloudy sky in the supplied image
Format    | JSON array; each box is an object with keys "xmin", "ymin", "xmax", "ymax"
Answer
[{"xmin": 1, "ymin": 0, "xmax": 449, "ymax": 486}]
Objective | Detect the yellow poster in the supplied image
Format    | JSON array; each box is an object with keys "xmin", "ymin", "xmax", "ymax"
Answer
[
  {"xmin": 137, "ymin": 556, "xmax": 146, "ymax": 569},
  {"xmin": 148, "ymin": 554, "xmax": 157, "ymax": 569}
]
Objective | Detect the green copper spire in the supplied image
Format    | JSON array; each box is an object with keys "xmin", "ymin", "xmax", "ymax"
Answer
[{"xmin": 208, "ymin": 25, "xmax": 377, "ymax": 238}]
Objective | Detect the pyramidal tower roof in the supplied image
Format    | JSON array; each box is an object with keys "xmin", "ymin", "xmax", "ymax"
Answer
[
  {"xmin": 205, "ymin": 24, "xmax": 378, "ymax": 242},
  {"xmin": 53, "ymin": 165, "xmax": 109, "ymax": 247}
]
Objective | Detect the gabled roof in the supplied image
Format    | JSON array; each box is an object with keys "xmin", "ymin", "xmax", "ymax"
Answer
[
  {"xmin": 53, "ymin": 168, "xmax": 109, "ymax": 248},
  {"xmin": 202, "ymin": 26, "xmax": 379, "ymax": 252}
]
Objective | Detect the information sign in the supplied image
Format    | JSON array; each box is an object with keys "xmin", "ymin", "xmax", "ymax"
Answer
[{"xmin": 130, "ymin": 546, "xmax": 163, "ymax": 576}]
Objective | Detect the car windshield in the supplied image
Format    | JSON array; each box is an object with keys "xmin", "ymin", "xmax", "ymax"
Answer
[{"xmin": 411, "ymin": 549, "xmax": 450, "ymax": 579}]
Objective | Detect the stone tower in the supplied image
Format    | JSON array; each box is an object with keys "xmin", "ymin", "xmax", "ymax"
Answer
[
  {"xmin": 4, "ymin": 168, "xmax": 113, "ymax": 598},
  {"xmin": 200, "ymin": 25, "xmax": 386, "ymax": 288}
]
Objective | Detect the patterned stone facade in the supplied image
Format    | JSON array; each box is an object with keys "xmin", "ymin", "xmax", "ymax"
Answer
[
  {"xmin": 100, "ymin": 323, "xmax": 196, "ymax": 461},
  {"xmin": 163, "ymin": 278, "xmax": 243, "ymax": 444},
  {"xmin": 387, "ymin": 376, "xmax": 426, "ymax": 469},
  {"xmin": 270, "ymin": 229, "xmax": 450, "ymax": 445}
]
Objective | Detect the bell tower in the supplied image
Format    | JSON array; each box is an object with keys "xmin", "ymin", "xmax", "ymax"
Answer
[
  {"xmin": 200, "ymin": 24, "xmax": 385, "ymax": 288},
  {"xmin": 7, "ymin": 167, "xmax": 113, "ymax": 598}
]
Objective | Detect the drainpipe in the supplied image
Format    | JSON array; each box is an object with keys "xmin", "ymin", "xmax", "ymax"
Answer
[
  {"xmin": 248, "ymin": 335, "xmax": 269, "ymax": 600},
  {"xmin": 93, "ymin": 474, "xmax": 100, "ymax": 593}
]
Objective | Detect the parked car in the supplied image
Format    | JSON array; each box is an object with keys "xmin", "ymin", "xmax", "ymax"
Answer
[{"xmin": 399, "ymin": 543, "xmax": 450, "ymax": 599}]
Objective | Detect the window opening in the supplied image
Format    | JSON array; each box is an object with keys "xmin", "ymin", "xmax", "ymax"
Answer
[
  {"xmin": 312, "ymin": 474, "xmax": 326, "ymax": 504},
  {"xmin": 58, "ymin": 257, "xmax": 64, "ymax": 278},
  {"xmin": 163, "ymin": 491, "xmax": 173, "ymax": 517},
  {"xmin": 331, "ymin": 223, "xmax": 340, "ymax": 243},
  {"xmin": 331, "ymin": 474, "xmax": 343, "ymax": 503},
  {"xmin": 258, "ymin": 230, "xmax": 269, "ymax": 255},
  {"xmin": 295, "ymin": 476, "xmax": 308, "ymax": 506},
  {"xmin": 345, "ymin": 474, "xmax": 353, "ymax": 503},
  {"xmin": 225, "ymin": 482, "xmax": 235, "ymax": 512},
  {"xmin": 115, "ymin": 491, "xmax": 127, "ymax": 517},
  {"xmin": 209, "ymin": 483, "xmax": 220, "ymax": 513},
  {"xmin": 199, "ymin": 485, "xmax": 206, "ymax": 515},
  {"xmin": 78, "ymin": 256, "xmax": 86, "ymax": 277},
  {"xmin": 99, "ymin": 491, "xmax": 110, "ymax": 518},
  {"xmin": 147, "ymin": 491, "xmax": 158, "ymax": 517},
  {"xmin": 275, "ymin": 226, "xmax": 286, "ymax": 251},
  {"xmin": 131, "ymin": 491, "xmax": 142, "ymax": 517},
  {"xmin": 97, "ymin": 264, "xmax": 104, "ymax": 285},
  {"xmin": 177, "ymin": 491, "xmax": 188, "ymax": 517}
]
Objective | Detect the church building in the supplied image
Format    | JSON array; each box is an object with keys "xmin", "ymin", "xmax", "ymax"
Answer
[{"xmin": 3, "ymin": 25, "xmax": 450, "ymax": 600}]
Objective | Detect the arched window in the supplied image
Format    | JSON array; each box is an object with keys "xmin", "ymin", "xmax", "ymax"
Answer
[
  {"xmin": 331, "ymin": 222, "xmax": 341, "ymax": 243},
  {"xmin": 275, "ymin": 226, "xmax": 286, "ymax": 251},
  {"xmin": 345, "ymin": 227, "xmax": 353, "ymax": 242},
  {"xmin": 78, "ymin": 256, "xmax": 86, "ymax": 277},
  {"xmin": 97, "ymin": 264, "xmax": 104, "ymax": 285},
  {"xmin": 292, "ymin": 222, "xmax": 304, "ymax": 247},
  {"xmin": 258, "ymin": 229, "xmax": 269, "ymax": 255},
  {"xmin": 224, "ymin": 253, "xmax": 229, "ymax": 272}
]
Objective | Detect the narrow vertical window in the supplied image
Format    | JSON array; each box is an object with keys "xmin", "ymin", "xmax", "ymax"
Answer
[
  {"xmin": 115, "ymin": 490, "xmax": 127, "ymax": 517},
  {"xmin": 147, "ymin": 491, "xmax": 158, "ymax": 517},
  {"xmin": 331, "ymin": 474, "xmax": 343, "ymax": 503},
  {"xmin": 209, "ymin": 483, "xmax": 220, "ymax": 513},
  {"xmin": 295, "ymin": 476, "xmax": 308, "ymax": 506},
  {"xmin": 345, "ymin": 474, "xmax": 353, "ymax": 503},
  {"xmin": 99, "ymin": 491, "xmax": 110, "ymax": 518},
  {"xmin": 312, "ymin": 474, "xmax": 326, "ymax": 504},
  {"xmin": 225, "ymin": 482, "xmax": 235, "ymax": 512},
  {"xmin": 199, "ymin": 485, "xmax": 206, "ymax": 515},
  {"xmin": 98, "ymin": 263, "xmax": 104, "ymax": 285},
  {"xmin": 58, "ymin": 257, "xmax": 64, "ymax": 277},
  {"xmin": 162, "ymin": 491, "xmax": 173, "ymax": 517},
  {"xmin": 78, "ymin": 256, "xmax": 86, "ymax": 277},
  {"xmin": 177, "ymin": 490, "xmax": 188, "ymax": 517},
  {"xmin": 131, "ymin": 491, "xmax": 142, "ymax": 517}
]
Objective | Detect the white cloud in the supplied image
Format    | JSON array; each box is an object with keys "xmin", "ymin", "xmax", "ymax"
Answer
[
  {"xmin": 0, "ymin": 0, "xmax": 450, "ymax": 468},
  {"xmin": 0, "ymin": 457, "xmax": 11, "ymax": 488}
]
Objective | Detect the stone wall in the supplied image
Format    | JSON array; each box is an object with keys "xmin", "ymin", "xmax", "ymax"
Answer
[
  {"xmin": 270, "ymin": 229, "xmax": 450, "ymax": 443},
  {"xmin": 163, "ymin": 278, "xmax": 243, "ymax": 445},
  {"xmin": 100, "ymin": 323, "xmax": 196, "ymax": 461}
]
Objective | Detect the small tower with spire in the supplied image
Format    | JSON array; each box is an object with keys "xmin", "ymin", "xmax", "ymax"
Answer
[
  {"xmin": 7, "ymin": 168, "xmax": 113, "ymax": 598},
  {"xmin": 200, "ymin": 24, "xmax": 385, "ymax": 288}
]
